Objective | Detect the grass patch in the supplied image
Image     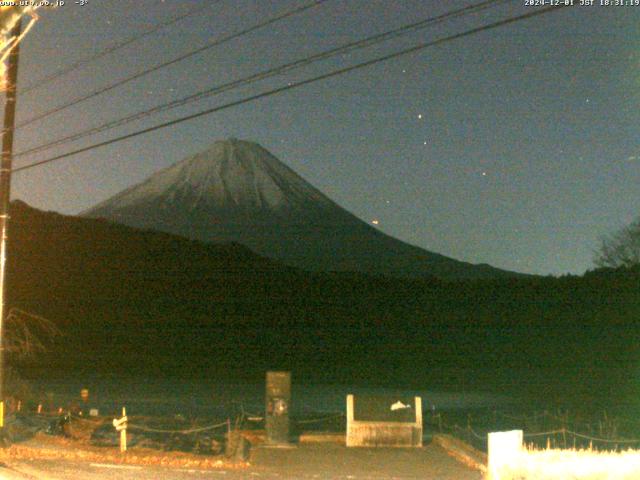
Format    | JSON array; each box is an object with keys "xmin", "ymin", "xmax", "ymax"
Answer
[{"xmin": 498, "ymin": 446, "xmax": 640, "ymax": 480}]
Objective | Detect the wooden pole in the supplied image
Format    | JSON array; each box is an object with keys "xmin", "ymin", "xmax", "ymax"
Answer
[{"xmin": 0, "ymin": 16, "xmax": 22, "ymax": 430}]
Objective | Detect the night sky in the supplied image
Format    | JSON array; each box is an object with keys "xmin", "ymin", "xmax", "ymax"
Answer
[{"xmin": 7, "ymin": 0, "xmax": 640, "ymax": 275}]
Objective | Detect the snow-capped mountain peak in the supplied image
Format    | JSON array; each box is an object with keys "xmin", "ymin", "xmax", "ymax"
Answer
[
  {"xmin": 89, "ymin": 138, "xmax": 332, "ymax": 213},
  {"xmin": 83, "ymin": 138, "xmax": 516, "ymax": 280}
]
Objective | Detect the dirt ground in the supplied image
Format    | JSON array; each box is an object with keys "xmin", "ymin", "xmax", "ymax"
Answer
[
  {"xmin": 0, "ymin": 434, "xmax": 483, "ymax": 479},
  {"xmin": 250, "ymin": 442, "xmax": 484, "ymax": 479}
]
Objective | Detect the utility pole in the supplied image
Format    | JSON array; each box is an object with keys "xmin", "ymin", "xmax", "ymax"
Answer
[{"xmin": 0, "ymin": 17, "xmax": 22, "ymax": 428}]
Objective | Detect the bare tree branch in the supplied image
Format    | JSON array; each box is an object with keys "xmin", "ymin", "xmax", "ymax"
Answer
[
  {"xmin": 4, "ymin": 307, "xmax": 61, "ymax": 358},
  {"xmin": 594, "ymin": 218, "xmax": 640, "ymax": 269}
]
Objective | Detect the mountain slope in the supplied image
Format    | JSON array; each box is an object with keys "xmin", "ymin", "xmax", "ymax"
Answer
[{"xmin": 83, "ymin": 138, "xmax": 518, "ymax": 280}]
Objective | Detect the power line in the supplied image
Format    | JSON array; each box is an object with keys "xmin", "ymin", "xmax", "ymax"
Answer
[
  {"xmin": 15, "ymin": 0, "xmax": 511, "ymax": 158},
  {"xmin": 14, "ymin": 0, "xmax": 329, "ymax": 129},
  {"xmin": 12, "ymin": 4, "xmax": 571, "ymax": 175},
  {"xmin": 21, "ymin": 1, "xmax": 219, "ymax": 94}
]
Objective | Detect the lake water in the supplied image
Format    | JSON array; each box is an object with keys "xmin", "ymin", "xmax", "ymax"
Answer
[{"xmin": 28, "ymin": 376, "xmax": 511, "ymax": 420}]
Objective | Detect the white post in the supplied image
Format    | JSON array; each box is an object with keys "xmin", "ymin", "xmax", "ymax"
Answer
[
  {"xmin": 346, "ymin": 394, "xmax": 354, "ymax": 447},
  {"xmin": 120, "ymin": 406, "xmax": 127, "ymax": 453},
  {"xmin": 488, "ymin": 430, "xmax": 523, "ymax": 480}
]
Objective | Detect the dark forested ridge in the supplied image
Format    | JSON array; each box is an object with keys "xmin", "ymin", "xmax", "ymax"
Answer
[{"xmin": 6, "ymin": 201, "xmax": 640, "ymax": 411}]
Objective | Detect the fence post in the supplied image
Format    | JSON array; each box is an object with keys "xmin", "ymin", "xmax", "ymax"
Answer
[
  {"xmin": 112, "ymin": 406, "xmax": 128, "ymax": 453},
  {"xmin": 488, "ymin": 430, "xmax": 523, "ymax": 480},
  {"xmin": 120, "ymin": 407, "xmax": 127, "ymax": 452}
]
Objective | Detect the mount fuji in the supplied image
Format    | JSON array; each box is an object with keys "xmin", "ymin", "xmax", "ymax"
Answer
[{"xmin": 83, "ymin": 138, "xmax": 516, "ymax": 279}]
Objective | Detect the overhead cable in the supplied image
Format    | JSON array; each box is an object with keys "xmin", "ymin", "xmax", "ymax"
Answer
[
  {"xmin": 12, "ymin": 4, "xmax": 571, "ymax": 174},
  {"xmin": 21, "ymin": 1, "xmax": 220, "ymax": 94},
  {"xmin": 15, "ymin": 0, "xmax": 329, "ymax": 128},
  {"xmin": 15, "ymin": 0, "xmax": 511, "ymax": 158}
]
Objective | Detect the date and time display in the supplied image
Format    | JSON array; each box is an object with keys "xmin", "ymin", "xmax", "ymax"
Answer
[
  {"xmin": 2, "ymin": 0, "xmax": 637, "ymax": 8},
  {"xmin": 0, "ymin": 1, "xmax": 87, "ymax": 7},
  {"xmin": 525, "ymin": 0, "xmax": 640, "ymax": 5}
]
